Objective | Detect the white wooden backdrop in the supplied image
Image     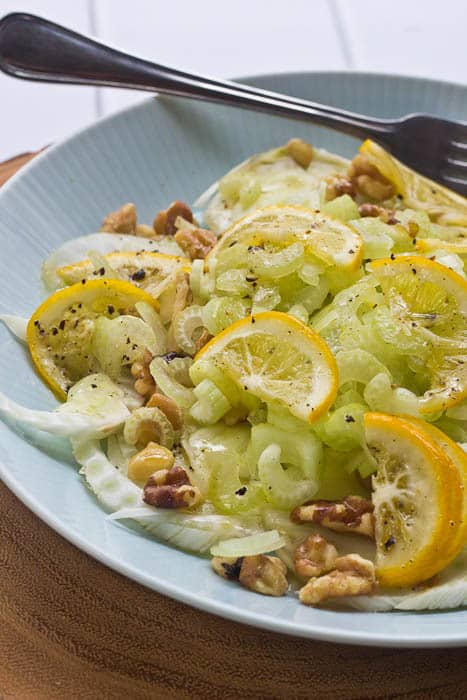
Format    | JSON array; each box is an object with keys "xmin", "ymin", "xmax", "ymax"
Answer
[{"xmin": 1, "ymin": 0, "xmax": 466, "ymax": 160}]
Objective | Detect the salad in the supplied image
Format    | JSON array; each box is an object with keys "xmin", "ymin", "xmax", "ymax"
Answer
[{"xmin": 1, "ymin": 137, "xmax": 467, "ymax": 611}]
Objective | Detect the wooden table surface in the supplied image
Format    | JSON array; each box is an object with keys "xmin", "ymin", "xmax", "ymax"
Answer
[{"xmin": 1, "ymin": 154, "xmax": 467, "ymax": 700}]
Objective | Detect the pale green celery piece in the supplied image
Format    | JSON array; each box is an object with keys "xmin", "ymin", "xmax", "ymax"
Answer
[
  {"xmin": 325, "ymin": 265, "xmax": 364, "ymax": 295},
  {"xmin": 292, "ymin": 278, "xmax": 329, "ymax": 314},
  {"xmin": 219, "ymin": 171, "xmax": 243, "ymax": 205},
  {"xmin": 395, "ymin": 208, "xmax": 432, "ymax": 236},
  {"xmin": 336, "ymin": 348, "xmax": 391, "ymax": 387},
  {"xmin": 247, "ymin": 242, "xmax": 304, "ymax": 279},
  {"xmin": 215, "ymin": 269, "xmax": 251, "ymax": 296},
  {"xmin": 266, "ymin": 401, "xmax": 311, "ymax": 432},
  {"xmin": 149, "ymin": 357, "xmax": 195, "ymax": 409},
  {"xmin": 350, "ymin": 218, "xmax": 394, "ymax": 259},
  {"xmin": 320, "ymin": 403, "xmax": 367, "ymax": 451},
  {"xmin": 433, "ymin": 416, "xmax": 467, "ymax": 443},
  {"xmin": 334, "ymin": 385, "xmax": 365, "ymax": 409},
  {"xmin": 201, "ymin": 295, "xmax": 250, "ymax": 335},
  {"xmin": 287, "ymin": 304, "xmax": 309, "ymax": 324},
  {"xmin": 183, "ymin": 423, "xmax": 251, "ymax": 496},
  {"xmin": 247, "ymin": 404, "xmax": 268, "ymax": 426},
  {"xmin": 190, "ymin": 259, "xmax": 215, "ymax": 302},
  {"xmin": 248, "ymin": 422, "xmax": 322, "ymax": 481},
  {"xmin": 165, "ymin": 357, "xmax": 193, "ymax": 387},
  {"xmin": 258, "ymin": 444, "xmax": 317, "ymax": 509},
  {"xmin": 135, "ymin": 301, "xmax": 167, "ymax": 354},
  {"xmin": 91, "ymin": 315, "xmax": 158, "ymax": 380},
  {"xmin": 447, "ymin": 402, "xmax": 467, "ymax": 420},
  {"xmin": 313, "ymin": 449, "xmax": 370, "ymax": 499},
  {"xmin": 322, "ymin": 194, "xmax": 360, "ymax": 222},
  {"xmin": 157, "ymin": 276, "xmax": 177, "ymax": 324},
  {"xmin": 239, "ymin": 177, "xmax": 262, "ymax": 209},
  {"xmin": 251, "ymin": 286, "xmax": 281, "ymax": 313},
  {"xmin": 358, "ymin": 457, "xmax": 377, "ymax": 479},
  {"xmin": 363, "ymin": 372, "xmax": 421, "ymax": 417},
  {"xmin": 208, "ymin": 455, "xmax": 264, "ymax": 514},
  {"xmin": 123, "ymin": 406, "xmax": 175, "ymax": 449},
  {"xmin": 429, "ymin": 250, "xmax": 466, "ymax": 278},
  {"xmin": 428, "ymin": 222, "xmax": 467, "ymax": 244},
  {"xmin": 171, "ymin": 305, "xmax": 205, "ymax": 356},
  {"xmin": 190, "ymin": 379, "xmax": 232, "ymax": 424},
  {"xmin": 190, "ymin": 358, "xmax": 243, "ymax": 404},
  {"xmin": 298, "ymin": 262, "xmax": 323, "ymax": 287}
]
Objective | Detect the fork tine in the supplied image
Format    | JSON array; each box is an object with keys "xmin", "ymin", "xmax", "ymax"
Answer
[
  {"xmin": 444, "ymin": 156, "xmax": 467, "ymax": 175},
  {"xmin": 438, "ymin": 174, "xmax": 467, "ymax": 197}
]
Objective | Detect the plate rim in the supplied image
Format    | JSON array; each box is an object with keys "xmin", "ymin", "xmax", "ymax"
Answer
[{"xmin": 1, "ymin": 70, "xmax": 467, "ymax": 648}]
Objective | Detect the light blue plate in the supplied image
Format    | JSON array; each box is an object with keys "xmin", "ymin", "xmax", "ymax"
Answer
[{"xmin": 1, "ymin": 72, "xmax": 466, "ymax": 647}]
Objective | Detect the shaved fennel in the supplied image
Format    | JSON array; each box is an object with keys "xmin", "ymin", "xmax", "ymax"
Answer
[
  {"xmin": 74, "ymin": 440, "xmax": 251, "ymax": 553},
  {"xmin": 0, "ymin": 373, "xmax": 129, "ymax": 440},
  {"xmin": 0, "ymin": 314, "xmax": 28, "ymax": 342}
]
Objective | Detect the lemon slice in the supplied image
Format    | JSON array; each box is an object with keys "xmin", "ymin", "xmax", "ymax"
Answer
[
  {"xmin": 360, "ymin": 139, "xmax": 467, "ymax": 227},
  {"xmin": 27, "ymin": 279, "xmax": 159, "ymax": 399},
  {"xmin": 370, "ymin": 255, "xmax": 467, "ymax": 413},
  {"xmin": 364, "ymin": 412, "xmax": 464, "ymax": 588},
  {"xmin": 194, "ymin": 311, "xmax": 338, "ymax": 422},
  {"xmin": 57, "ymin": 251, "xmax": 189, "ymax": 294},
  {"xmin": 403, "ymin": 416, "xmax": 467, "ymax": 548},
  {"xmin": 416, "ymin": 228, "xmax": 467, "ymax": 255},
  {"xmin": 206, "ymin": 205, "xmax": 363, "ymax": 273}
]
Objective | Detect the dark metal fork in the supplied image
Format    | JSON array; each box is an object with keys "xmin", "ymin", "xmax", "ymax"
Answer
[{"xmin": 0, "ymin": 12, "xmax": 466, "ymax": 196}]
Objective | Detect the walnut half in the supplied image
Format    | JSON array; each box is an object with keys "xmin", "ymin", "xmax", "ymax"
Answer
[
  {"xmin": 211, "ymin": 554, "xmax": 288, "ymax": 597},
  {"xmin": 100, "ymin": 203, "xmax": 137, "ymax": 234},
  {"xmin": 294, "ymin": 534, "xmax": 338, "ymax": 578},
  {"xmin": 348, "ymin": 154, "xmax": 395, "ymax": 201},
  {"xmin": 143, "ymin": 465, "xmax": 201, "ymax": 508},
  {"xmin": 299, "ymin": 553, "xmax": 376, "ymax": 606},
  {"xmin": 292, "ymin": 495, "xmax": 375, "ymax": 538},
  {"xmin": 174, "ymin": 227, "xmax": 217, "ymax": 260}
]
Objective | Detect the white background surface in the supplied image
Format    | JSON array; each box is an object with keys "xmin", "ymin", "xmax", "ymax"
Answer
[{"xmin": 0, "ymin": 0, "xmax": 465, "ymax": 160}]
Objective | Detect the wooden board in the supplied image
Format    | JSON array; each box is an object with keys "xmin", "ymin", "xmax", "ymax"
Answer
[{"xmin": 1, "ymin": 153, "xmax": 467, "ymax": 699}]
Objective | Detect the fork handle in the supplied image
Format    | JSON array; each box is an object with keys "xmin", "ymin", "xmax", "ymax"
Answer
[{"xmin": 0, "ymin": 13, "xmax": 392, "ymax": 141}]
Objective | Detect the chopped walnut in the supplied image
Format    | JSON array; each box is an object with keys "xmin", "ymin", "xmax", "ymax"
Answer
[
  {"xmin": 358, "ymin": 203, "xmax": 399, "ymax": 224},
  {"xmin": 193, "ymin": 328, "xmax": 212, "ymax": 354},
  {"xmin": 130, "ymin": 348, "xmax": 155, "ymax": 397},
  {"xmin": 100, "ymin": 203, "xmax": 137, "ymax": 234},
  {"xmin": 146, "ymin": 392, "xmax": 183, "ymax": 430},
  {"xmin": 223, "ymin": 404, "xmax": 250, "ymax": 426},
  {"xmin": 211, "ymin": 553, "xmax": 288, "ymax": 596},
  {"xmin": 294, "ymin": 534, "xmax": 338, "ymax": 578},
  {"xmin": 285, "ymin": 138, "xmax": 314, "ymax": 168},
  {"xmin": 239, "ymin": 554, "xmax": 288, "ymax": 597},
  {"xmin": 211, "ymin": 556, "xmax": 244, "ymax": 580},
  {"xmin": 299, "ymin": 553, "xmax": 376, "ymax": 605},
  {"xmin": 173, "ymin": 271, "xmax": 193, "ymax": 315},
  {"xmin": 291, "ymin": 495, "xmax": 375, "ymax": 538},
  {"xmin": 166, "ymin": 271, "xmax": 194, "ymax": 352},
  {"xmin": 153, "ymin": 200, "xmax": 193, "ymax": 236},
  {"xmin": 325, "ymin": 175, "xmax": 356, "ymax": 201},
  {"xmin": 143, "ymin": 465, "xmax": 201, "ymax": 508},
  {"xmin": 174, "ymin": 227, "xmax": 217, "ymax": 260},
  {"xmin": 135, "ymin": 223, "xmax": 155, "ymax": 238},
  {"xmin": 348, "ymin": 154, "xmax": 395, "ymax": 201}
]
